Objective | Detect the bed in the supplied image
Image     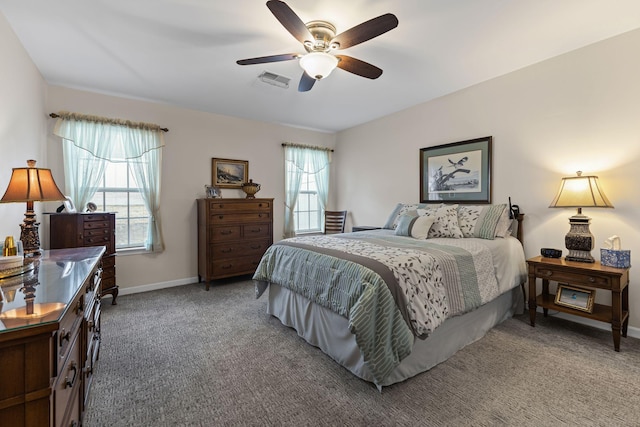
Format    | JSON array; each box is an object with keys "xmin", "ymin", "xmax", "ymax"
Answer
[{"xmin": 253, "ymin": 203, "xmax": 527, "ymax": 390}]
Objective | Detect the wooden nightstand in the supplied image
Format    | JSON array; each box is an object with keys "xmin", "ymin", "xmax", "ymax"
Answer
[
  {"xmin": 527, "ymin": 256, "xmax": 630, "ymax": 351},
  {"xmin": 351, "ymin": 226, "xmax": 381, "ymax": 232}
]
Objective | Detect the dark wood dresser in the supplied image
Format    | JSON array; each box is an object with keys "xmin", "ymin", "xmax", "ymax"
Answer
[
  {"xmin": 197, "ymin": 198, "xmax": 273, "ymax": 290},
  {"xmin": 0, "ymin": 247, "xmax": 105, "ymax": 427},
  {"xmin": 49, "ymin": 213, "xmax": 118, "ymax": 304}
]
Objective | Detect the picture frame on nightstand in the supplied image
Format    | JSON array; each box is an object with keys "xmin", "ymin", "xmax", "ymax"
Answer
[{"xmin": 555, "ymin": 284, "xmax": 595, "ymax": 313}]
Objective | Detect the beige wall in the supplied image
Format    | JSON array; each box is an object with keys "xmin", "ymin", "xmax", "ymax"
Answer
[
  {"xmin": 3, "ymin": 9, "xmax": 639, "ymax": 333},
  {"xmin": 335, "ymin": 28, "xmax": 640, "ymax": 331},
  {"xmin": 0, "ymin": 12, "xmax": 49, "ymax": 242},
  {"xmin": 44, "ymin": 86, "xmax": 336, "ymax": 293}
]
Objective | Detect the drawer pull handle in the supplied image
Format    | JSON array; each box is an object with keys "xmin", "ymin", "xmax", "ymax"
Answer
[
  {"xmin": 60, "ymin": 329, "xmax": 71, "ymax": 346},
  {"xmin": 220, "ymin": 230, "xmax": 232, "ymax": 235},
  {"xmin": 65, "ymin": 361, "xmax": 78, "ymax": 389},
  {"xmin": 250, "ymin": 244, "xmax": 261, "ymax": 249},
  {"xmin": 544, "ymin": 270, "xmax": 552, "ymax": 277},
  {"xmin": 221, "ymin": 248, "xmax": 232, "ymax": 253},
  {"xmin": 222, "ymin": 264, "xmax": 232, "ymax": 269},
  {"xmin": 218, "ymin": 215, "xmax": 224, "ymax": 219},
  {"xmin": 250, "ymin": 228, "xmax": 262, "ymax": 233},
  {"xmin": 589, "ymin": 277, "xmax": 596, "ymax": 283}
]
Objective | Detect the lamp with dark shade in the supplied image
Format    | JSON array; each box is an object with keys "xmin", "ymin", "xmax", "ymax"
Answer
[
  {"xmin": 549, "ymin": 171, "xmax": 613, "ymax": 263},
  {"xmin": 1, "ymin": 159, "xmax": 66, "ymax": 256}
]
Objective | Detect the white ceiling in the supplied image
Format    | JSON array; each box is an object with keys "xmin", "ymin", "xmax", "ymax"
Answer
[{"xmin": 2, "ymin": 0, "xmax": 640, "ymax": 133}]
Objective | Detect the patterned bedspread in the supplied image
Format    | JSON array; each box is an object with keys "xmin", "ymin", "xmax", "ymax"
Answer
[{"xmin": 253, "ymin": 231, "xmax": 515, "ymax": 386}]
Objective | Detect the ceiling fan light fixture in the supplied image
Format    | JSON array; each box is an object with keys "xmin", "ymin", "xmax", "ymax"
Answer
[{"xmin": 299, "ymin": 52, "xmax": 338, "ymax": 80}]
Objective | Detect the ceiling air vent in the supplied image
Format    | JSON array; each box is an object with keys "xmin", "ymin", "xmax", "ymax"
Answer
[{"xmin": 258, "ymin": 71, "xmax": 290, "ymax": 89}]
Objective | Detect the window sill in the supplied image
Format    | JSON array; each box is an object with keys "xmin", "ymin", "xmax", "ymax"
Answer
[
  {"xmin": 295, "ymin": 231, "xmax": 323, "ymax": 236},
  {"xmin": 116, "ymin": 247, "xmax": 151, "ymax": 256}
]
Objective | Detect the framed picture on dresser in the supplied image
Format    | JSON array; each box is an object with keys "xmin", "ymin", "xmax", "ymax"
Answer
[{"xmin": 212, "ymin": 158, "xmax": 248, "ymax": 189}]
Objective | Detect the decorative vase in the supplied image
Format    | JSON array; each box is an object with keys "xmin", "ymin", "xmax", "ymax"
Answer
[{"xmin": 241, "ymin": 179, "xmax": 261, "ymax": 199}]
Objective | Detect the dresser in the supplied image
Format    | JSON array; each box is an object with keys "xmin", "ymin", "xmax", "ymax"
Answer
[
  {"xmin": 49, "ymin": 213, "xmax": 118, "ymax": 304},
  {"xmin": 0, "ymin": 247, "xmax": 105, "ymax": 427},
  {"xmin": 197, "ymin": 198, "xmax": 273, "ymax": 290}
]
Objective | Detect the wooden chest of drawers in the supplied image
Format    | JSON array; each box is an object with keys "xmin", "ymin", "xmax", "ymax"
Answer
[
  {"xmin": 49, "ymin": 212, "xmax": 118, "ymax": 304},
  {"xmin": 0, "ymin": 247, "xmax": 104, "ymax": 427},
  {"xmin": 197, "ymin": 198, "xmax": 273, "ymax": 290}
]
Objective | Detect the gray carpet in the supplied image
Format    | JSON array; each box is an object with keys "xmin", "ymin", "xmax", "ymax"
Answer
[{"xmin": 84, "ymin": 279, "xmax": 640, "ymax": 427}]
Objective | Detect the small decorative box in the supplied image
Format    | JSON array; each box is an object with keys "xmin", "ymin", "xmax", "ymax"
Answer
[{"xmin": 600, "ymin": 249, "xmax": 631, "ymax": 268}]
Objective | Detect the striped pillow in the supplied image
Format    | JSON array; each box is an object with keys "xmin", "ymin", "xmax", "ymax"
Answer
[
  {"xmin": 457, "ymin": 204, "xmax": 509, "ymax": 239},
  {"xmin": 394, "ymin": 214, "xmax": 435, "ymax": 239}
]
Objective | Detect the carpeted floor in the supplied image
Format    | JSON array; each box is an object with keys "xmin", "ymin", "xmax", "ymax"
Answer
[{"xmin": 84, "ymin": 279, "xmax": 640, "ymax": 427}]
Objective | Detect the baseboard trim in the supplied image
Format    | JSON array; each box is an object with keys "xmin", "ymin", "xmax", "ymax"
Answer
[
  {"xmin": 535, "ymin": 307, "xmax": 640, "ymax": 339},
  {"xmin": 117, "ymin": 276, "xmax": 200, "ymax": 296}
]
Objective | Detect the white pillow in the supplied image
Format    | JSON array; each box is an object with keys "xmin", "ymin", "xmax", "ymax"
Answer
[
  {"xmin": 394, "ymin": 214, "xmax": 436, "ymax": 239},
  {"xmin": 418, "ymin": 204, "xmax": 464, "ymax": 239}
]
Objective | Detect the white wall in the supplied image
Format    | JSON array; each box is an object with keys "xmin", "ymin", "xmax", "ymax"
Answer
[
  {"xmin": 0, "ymin": 12, "xmax": 49, "ymax": 243},
  {"xmin": 335, "ymin": 28, "xmax": 640, "ymax": 330},
  {"xmin": 45, "ymin": 86, "xmax": 336, "ymax": 293}
]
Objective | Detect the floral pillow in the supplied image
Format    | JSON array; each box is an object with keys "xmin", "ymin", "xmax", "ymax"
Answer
[
  {"xmin": 417, "ymin": 204, "xmax": 464, "ymax": 239},
  {"xmin": 394, "ymin": 214, "xmax": 436, "ymax": 239},
  {"xmin": 457, "ymin": 203, "xmax": 511, "ymax": 239},
  {"xmin": 383, "ymin": 203, "xmax": 439, "ymax": 230}
]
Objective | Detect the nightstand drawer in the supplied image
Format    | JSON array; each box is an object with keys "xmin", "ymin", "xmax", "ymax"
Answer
[{"xmin": 534, "ymin": 266, "xmax": 611, "ymax": 288}]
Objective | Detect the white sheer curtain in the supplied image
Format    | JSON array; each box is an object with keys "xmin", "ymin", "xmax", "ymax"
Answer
[
  {"xmin": 53, "ymin": 114, "xmax": 165, "ymax": 252},
  {"xmin": 283, "ymin": 144, "xmax": 331, "ymax": 238},
  {"xmin": 54, "ymin": 119, "xmax": 113, "ymax": 210},
  {"xmin": 121, "ymin": 127, "xmax": 165, "ymax": 252}
]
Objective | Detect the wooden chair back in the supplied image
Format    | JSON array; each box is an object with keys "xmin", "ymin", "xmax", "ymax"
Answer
[{"xmin": 324, "ymin": 210, "xmax": 347, "ymax": 234}]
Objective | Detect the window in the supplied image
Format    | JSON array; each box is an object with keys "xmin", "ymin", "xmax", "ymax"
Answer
[
  {"xmin": 53, "ymin": 113, "xmax": 165, "ymax": 252},
  {"xmin": 89, "ymin": 161, "xmax": 149, "ymax": 249},
  {"xmin": 293, "ymin": 163, "xmax": 322, "ymax": 233},
  {"xmin": 283, "ymin": 144, "xmax": 330, "ymax": 238}
]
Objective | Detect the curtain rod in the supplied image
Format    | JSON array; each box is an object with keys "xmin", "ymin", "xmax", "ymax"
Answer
[
  {"xmin": 49, "ymin": 112, "xmax": 169, "ymax": 132},
  {"xmin": 281, "ymin": 142, "xmax": 333, "ymax": 152}
]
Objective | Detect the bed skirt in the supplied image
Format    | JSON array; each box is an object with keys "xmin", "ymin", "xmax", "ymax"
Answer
[{"xmin": 267, "ymin": 283, "xmax": 521, "ymax": 389}]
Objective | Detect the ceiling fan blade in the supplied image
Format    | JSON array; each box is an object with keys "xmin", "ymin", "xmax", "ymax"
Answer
[
  {"xmin": 331, "ymin": 13, "xmax": 398, "ymax": 49},
  {"xmin": 298, "ymin": 72, "xmax": 316, "ymax": 92},
  {"xmin": 266, "ymin": 0, "xmax": 313, "ymax": 44},
  {"xmin": 236, "ymin": 53, "xmax": 300, "ymax": 65},
  {"xmin": 335, "ymin": 55, "xmax": 383, "ymax": 79}
]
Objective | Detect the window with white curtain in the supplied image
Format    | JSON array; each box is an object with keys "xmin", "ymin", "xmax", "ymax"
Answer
[
  {"xmin": 293, "ymin": 160, "xmax": 321, "ymax": 233},
  {"xmin": 53, "ymin": 112, "xmax": 165, "ymax": 253},
  {"xmin": 283, "ymin": 144, "xmax": 330, "ymax": 238},
  {"xmin": 89, "ymin": 160, "xmax": 149, "ymax": 249}
]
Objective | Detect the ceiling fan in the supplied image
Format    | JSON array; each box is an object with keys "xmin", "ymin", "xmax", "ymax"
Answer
[{"xmin": 236, "ymin": 0, "xmax": 398, "ymax": 92}]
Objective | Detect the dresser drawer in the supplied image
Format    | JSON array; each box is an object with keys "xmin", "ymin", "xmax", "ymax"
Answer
[
  {"xmin": 83, "ymin": 213, "xmax": 113, "ymax": 222},
  {"xmin": 83, "ymin": 233, "xmax": 111, "ymax": 246},
  {"xmin": 211, "ymin": 212, "xmax": 271, "ymax": 224},
  {"xmin": 209, "ymin": 225, "xmax": 241, "ymax": 241},
  {"xmin": 83, "ymin": 219, "xmax": 111, "ymax": 230},
  {"xmin": 54, "ymin": 332, "xmax": 81, "ymax": 427},
  {"xmin": 534, "ymin": 266, "xmax": 611, "ymax": 288},
  {"xmin": 212, "ymin": 239, "xmax": 271, "ymax": 259},
  {"xmin": 57, "ymin": 298, "xmax": 84, "ymax": 376},
  {"xmin": 212, "ymin": 255, "xmax": 263, "ymax": 277},
  {"xmin": 208, "ymin": 200, "xmax": 272, "ymax": 212}
]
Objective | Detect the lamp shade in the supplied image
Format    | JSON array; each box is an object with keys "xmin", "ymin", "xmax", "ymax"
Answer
[
  {"xmin": 1, "ymin": 160, "xmax": 66, "ymax": 203},
  {"xmin": 299, "ymin": 52, "xmax": 339, "ymax": 80},
  {"xmin": 549, "ymin": 171, "xmax": 613, "ymax": 209}
]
